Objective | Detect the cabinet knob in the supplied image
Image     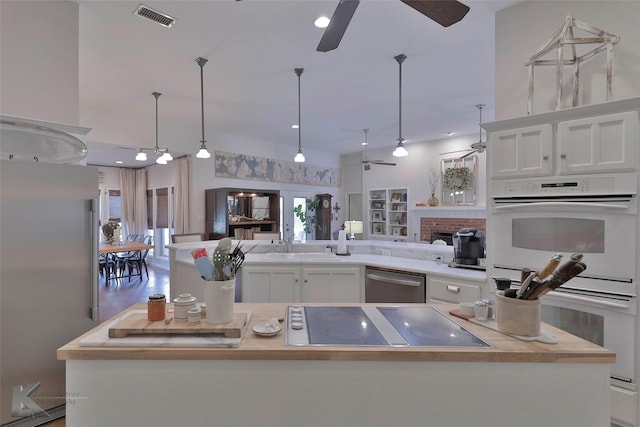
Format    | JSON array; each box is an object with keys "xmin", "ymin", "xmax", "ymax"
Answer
[
  {"xmin": 447, "ymin": 285, "xmax": 460, "ymax": 293},
  {"xmin": 542, "ymin": 155, "xmax": 549, "ymax": 161},
  {"xmin": 304, "ymin": 279, "xmax": 308, "ymax": 284},
  {"xmin": 295, "ymin": 279, "xmax": 299, "ymax": 283},
  {"xmin": 560, "ymin": 154, "xmax": 567, "ymax": 159}
]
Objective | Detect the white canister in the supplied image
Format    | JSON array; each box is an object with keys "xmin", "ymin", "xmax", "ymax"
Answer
[
  {"xmin": 203, "ymin": 278, "xmax": 235, "ymax": 324},
  {"xmin": 187, "ymin": 306, "xmax": 202, "ymax": 323},
  {"xmin": 173, "ymin": 293, "xmax": 197, "ymax": 321}
]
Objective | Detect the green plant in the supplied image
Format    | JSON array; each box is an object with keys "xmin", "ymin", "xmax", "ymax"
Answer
[{"xmin": 293, "ymin": 197, "xmax": 320, "ymax": 234}]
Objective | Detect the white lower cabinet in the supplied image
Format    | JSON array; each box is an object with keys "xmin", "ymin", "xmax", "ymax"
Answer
[
  {"xmin": 427, "ymin": 276, "xmax": 482, "ymax": 304},
  {"xmin": 242, "ymin": 264, "xmax": 362, "ymax": 303},
  {"xmin": 242, "ymin": 265, "xmax": 299, "ymax": 303}
]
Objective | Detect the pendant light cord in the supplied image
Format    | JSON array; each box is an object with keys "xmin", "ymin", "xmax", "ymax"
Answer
[
  {"xmin": 197, "ymin": 57, "xmax": 208, "ymax": 144},
  {"xmin": 152, "ymin": 91, "xmax": 161, "ymax": 152},
  {"xmin": 295, "ymin": 68, "xmax": 304, "ymax": 152},
  {"xmin": 476, "ymin": 103, "xmax": 485, "ymax": 143},
  {"xmin": 394, "ymin": 54, "xmax": 406, "ymax": 143}
]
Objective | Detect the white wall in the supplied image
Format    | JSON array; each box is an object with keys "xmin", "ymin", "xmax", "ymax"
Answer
[
  {"xmin": 495, "ymin": 1, "xmax": 640, "ymax": 119},
  {"xmin": 0, "ymin": 1, "xmax": 79, "ymax": 125}
]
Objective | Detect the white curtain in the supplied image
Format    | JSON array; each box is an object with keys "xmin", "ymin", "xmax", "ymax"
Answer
[
  {"xmin": 174, "ymin": 157, "xmax": 191, "ymax": 234},
  {"xmin": 119, "ymin": 168, "xmax": 148, "ymax": 237}
]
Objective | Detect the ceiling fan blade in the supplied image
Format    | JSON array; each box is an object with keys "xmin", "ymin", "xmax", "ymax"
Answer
[
  {"xmin": 459, "ymin": 149, "xmax": 478, "ymax": 159},
  {"xmin": 400, "ymin": 0, "xmax": 470, "ymax": 27},
  {"xmin": 439, "ymin": 148, "xmax": 472, "ymax": 156},
  {"xmin": 316, "ymin": 0, "xmax": 360, "ymax": 52}
]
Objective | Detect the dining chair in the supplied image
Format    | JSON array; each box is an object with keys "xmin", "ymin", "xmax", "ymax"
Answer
[{"xmin": 124, "ymin": 235, "xmax": 154, "ymax": 280}]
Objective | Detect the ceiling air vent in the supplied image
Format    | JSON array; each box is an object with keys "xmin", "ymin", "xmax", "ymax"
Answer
[{"xmin": 133, "ymin": 4, "xmax": 176, "ymax": 28}]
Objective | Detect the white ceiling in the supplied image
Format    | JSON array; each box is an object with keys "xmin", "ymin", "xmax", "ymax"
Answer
[{"xmin": 77, "ymin": 0, "xmax": 522, "ymax": 168}]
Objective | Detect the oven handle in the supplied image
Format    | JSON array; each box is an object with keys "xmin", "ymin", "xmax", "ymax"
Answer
[
  {"xmin": 494, "ymin": 202, "xmax": 628, "ymax": 211},
  {"xmin": 546, "ymin": 291, "xmax": 631, "ymax": 309},
  {"xmin": 366, "ymin": 273, "xmax": 422, "ymax": 287}
]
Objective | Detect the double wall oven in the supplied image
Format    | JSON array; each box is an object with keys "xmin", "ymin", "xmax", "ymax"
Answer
[{"xmin": 488, "ymin": 173, "xmax": 638, "ymax": 426}]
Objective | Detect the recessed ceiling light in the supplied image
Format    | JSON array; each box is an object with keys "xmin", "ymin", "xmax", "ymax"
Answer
[
  {"xmin": 446, "ymin": 132, "xmax": 455, "ymax": 136},
  {"xmin": 314, "ymin": 16, "xmax": 330, "ymax": 28},
  {"xmin": 115, "ymin": 160, "xmax": 124, "ymax": 164},
  {"xmin": 361, "ymin": 142, "xmax": 368, "ymax": 146},
  {"xmin": 291, "ymin": 124, "xmax": 299, "ymax": 129}
]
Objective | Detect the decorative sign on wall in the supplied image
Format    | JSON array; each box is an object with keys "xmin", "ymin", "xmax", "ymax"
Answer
[{"xmin": 215, "ymin": 151, "xmax": 341, "ymax": 187}]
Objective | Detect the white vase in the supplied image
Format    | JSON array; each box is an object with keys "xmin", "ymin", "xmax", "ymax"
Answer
[{"xmin": 203, "ymin": 278, "xmax": 235, "ymax": 324}]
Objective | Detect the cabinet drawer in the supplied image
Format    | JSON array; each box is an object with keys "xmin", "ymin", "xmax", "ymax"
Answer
[{"xmin": 428, "ymin": 278, "xmax": 481, "ymax": 303}]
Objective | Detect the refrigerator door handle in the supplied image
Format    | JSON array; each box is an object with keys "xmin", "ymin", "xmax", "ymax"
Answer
[{"xmin": 90, "ymin": 198, "xmax": 99, "ymax": 321}]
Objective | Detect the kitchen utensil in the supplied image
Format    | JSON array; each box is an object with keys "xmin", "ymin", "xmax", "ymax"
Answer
[
  {"xmin": 520, "ymin": 268, "xmax": 532, "ymax": 284},
  {"xmin": 504, "ymin": 288, "xmax": 518, "ymax": 298},
  {"xmin": 517, "ymin": 271, "xmax": 536, "ymax": 298},
  {"xmin": 527, "ymin": 254, "xmax": 585, "ymax": 299},
  {"xmin": 252, "ymin": 317, "xmax": 283, "ymax": 337},
  {"xmin": 536, "ymin": 253, "xmax": 563, "ymax": 280},
  {"xmin": 194, "ymin": 256, "xmax": 214, "ymax": 280}
]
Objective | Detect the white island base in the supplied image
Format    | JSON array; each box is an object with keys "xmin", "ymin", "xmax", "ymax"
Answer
[{"xmin": 65, "ymin": 359, "xmax": 610, "ymax": 427}]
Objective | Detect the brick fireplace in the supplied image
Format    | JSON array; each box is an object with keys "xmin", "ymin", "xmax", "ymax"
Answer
[{"xmin": 420, "ymin": 217, "xmax": 486, "ymax": 243}]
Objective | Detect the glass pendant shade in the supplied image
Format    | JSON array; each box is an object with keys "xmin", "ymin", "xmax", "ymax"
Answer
[
  {"xmin": 294, "ymin": 149, "xmax": 305, "ymax": 163},
  {"xmin": 196, "ymin": 142, "xmax": 211, "ymax": 159},
  {"xmin": 136, "ymin": 150, "xmax": 147, "ymax": 161},
  {"xmin": 393, "ymin": 140, "xmax": 408, "ymax": 157}
]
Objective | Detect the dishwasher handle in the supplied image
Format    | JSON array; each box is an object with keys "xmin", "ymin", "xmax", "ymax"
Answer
[{"xmin": 365, "ymin": 273, "xmax": 423, "ymax": 287}]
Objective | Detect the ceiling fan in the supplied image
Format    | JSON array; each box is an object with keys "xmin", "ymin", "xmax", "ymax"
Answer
[
  {"xmin": 361, "ymin": 129, "xmax": 396, "ymax": 170},
  {"xmin": 317, "ymin": 0, "xmax": 470, "ymax": 52},
  {"xmin": 440, "ymin": 104, "xmax": 487, "ymax": 159}
]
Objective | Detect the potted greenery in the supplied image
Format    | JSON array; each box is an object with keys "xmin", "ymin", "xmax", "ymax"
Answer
[{"xmin": 293, "ymin": 197, "xmax": 320, "ymax": 239}]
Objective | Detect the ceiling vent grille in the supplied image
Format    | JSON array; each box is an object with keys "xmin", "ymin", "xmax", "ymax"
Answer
[{"xmin": 133, "ymin": 4, "xmax": 176, "ymax": 28}]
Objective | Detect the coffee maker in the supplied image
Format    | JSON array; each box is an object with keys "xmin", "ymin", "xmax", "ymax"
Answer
[{"xmin": 453, "ymin": 228, "xmax": 486, "ymax": 265}]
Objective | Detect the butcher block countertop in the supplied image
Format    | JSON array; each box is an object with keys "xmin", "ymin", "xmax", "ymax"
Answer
[{"xmin": 58, "ymin": 302, "xmax": 615, "ymax": 364}]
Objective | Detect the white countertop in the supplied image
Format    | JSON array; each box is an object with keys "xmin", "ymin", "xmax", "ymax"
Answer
[{"xmin": 176, "ymin": 251, "xmax": 486, "ymax": 283}]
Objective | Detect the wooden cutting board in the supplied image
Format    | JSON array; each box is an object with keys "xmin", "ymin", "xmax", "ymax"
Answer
[{"xmin": 108, "ymin": 312, "xmax": 247, "ymax": 338}]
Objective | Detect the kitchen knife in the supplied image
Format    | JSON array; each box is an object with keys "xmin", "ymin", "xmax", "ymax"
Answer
[
  {"xmin": 527, "ymin": 254, "xmax": 584, "ymax": 299},
  {"xmin": 536, "ymin": 253, "xmax": 563, "ymax": 281},
  {"xmin": 537, "ymin": 262, "xmax": 587, "ymax": 298},
  {"xmin": 517, "ymin": 271, "xmax": 536, "ymax": 298}
]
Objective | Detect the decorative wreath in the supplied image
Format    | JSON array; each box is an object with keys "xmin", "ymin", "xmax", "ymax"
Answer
[{"xmin": 443, "ymin": 166, "xmax": 472, "ymax": 191}]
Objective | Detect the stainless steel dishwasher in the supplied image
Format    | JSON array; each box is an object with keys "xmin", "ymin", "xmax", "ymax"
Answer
[{"xmin": 364, "ymin": 266, "xmax": 426, "ymax": 303}]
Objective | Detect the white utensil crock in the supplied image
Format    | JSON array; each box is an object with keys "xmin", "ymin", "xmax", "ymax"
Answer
[{"xmin": 203, "ymin": 278, "xmax": 235, "ymax": 324}]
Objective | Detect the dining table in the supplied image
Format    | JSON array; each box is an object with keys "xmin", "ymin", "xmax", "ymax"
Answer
[{"xmin": 99, "ymin": 241, "xmax": 154, "ymax": 284}]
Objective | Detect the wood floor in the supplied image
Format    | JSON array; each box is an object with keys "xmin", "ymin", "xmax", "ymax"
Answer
[{"xmin": 40, "ymin": 264, "xmax": 170, "ymax": 427}]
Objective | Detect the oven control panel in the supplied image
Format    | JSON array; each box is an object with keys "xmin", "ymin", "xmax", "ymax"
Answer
[{"xmin": 504, "ymin": 176, "xmax": 615, "ymax": 195}]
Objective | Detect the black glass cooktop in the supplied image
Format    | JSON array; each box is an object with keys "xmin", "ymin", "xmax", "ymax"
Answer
[
  {"xmin": 304, "ymin": 306, "xmax": 388, "ymax": 346},
  {"xmin": 377, "ymin": 307, "xmax": 490, "ymax": 348},
  {"xmin": 287, "ymin": 306, "xmax": 491, "ymax": 348}
]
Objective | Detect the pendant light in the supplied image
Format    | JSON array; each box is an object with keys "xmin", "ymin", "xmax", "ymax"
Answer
[
  {"xmin": 153, "ymin": 92, "xmax": 170, "ymax": 164},
  {"xmin": 293, "ymin": 67, "xmax": 305, "ymax": 163},
  {"xmin": 392, "ymin": 54, "xmax": 408, "ymax": 157},
  {"xmin": 135, "ymin": 92, "xmax": 172, "ymax": 164},
  {"xmin": 196, "ymin": 57, "xmax": 211, "ymax": 159}
]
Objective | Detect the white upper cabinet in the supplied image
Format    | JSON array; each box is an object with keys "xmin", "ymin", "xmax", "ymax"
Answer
[
  {"xmin": 557, "ymin": 111, "xmax": 638, "ymax": 174},
  {"xmin": 486, "ymin": 98, "xmax": 640, "ymax": 180},
  {"xmin": 490, "ymin": 124, "xmax": 553, "ymax": 178}
]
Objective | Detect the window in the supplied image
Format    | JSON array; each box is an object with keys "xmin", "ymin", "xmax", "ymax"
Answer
[{"xmin": 108, "ymin": 190, "xmax": 121, "ymax": 222}]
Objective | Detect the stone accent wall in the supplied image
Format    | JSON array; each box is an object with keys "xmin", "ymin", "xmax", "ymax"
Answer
[{"xmin": 420, "ymin": 218, "xmax": 486, "ymax": 242}]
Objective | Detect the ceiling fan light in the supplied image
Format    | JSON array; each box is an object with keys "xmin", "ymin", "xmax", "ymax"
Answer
[
  {"xmin": 314, "ymin": 16, "xmax": 330, "ymax": 28},
  {"xmin": 196, "ymin": 142, "xmax": 211, "ymax": 159},
  {"xmin": 393, "ymin": 141, "xmax": 408, "ymax": 157},
  {"xmin": 135, "ymin": 150, "xmax": 147, "ymax": 161}
]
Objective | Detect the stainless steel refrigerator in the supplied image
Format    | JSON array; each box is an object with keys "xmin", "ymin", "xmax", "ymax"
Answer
[{"xmin": 1, "ymin": 159, "xmax": 99, "ymax": 425}]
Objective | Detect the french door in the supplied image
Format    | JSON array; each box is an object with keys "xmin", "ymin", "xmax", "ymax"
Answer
[{"xmin": 279, "ymin": 190, "xmax": 313, "ymax": 242}]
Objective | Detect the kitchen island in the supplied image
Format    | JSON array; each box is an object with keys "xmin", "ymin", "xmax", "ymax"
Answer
[{"xmin": 58, "ymin": 302, "xmax": 614, "ymax": 427}]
